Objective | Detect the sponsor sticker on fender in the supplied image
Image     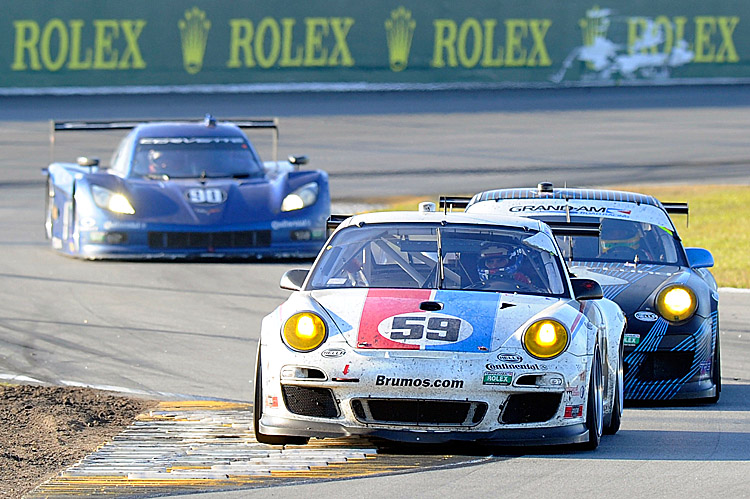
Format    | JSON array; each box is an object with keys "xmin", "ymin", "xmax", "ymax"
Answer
[
  {"xmin": 483, "ymin": 372, "xmax": 513, "ymax": 386},
  {"xmin": 634, "ymin": 311, "xmax": 659, "ymax": 322},
  {"xmin": 624, "ymin": 333, "xmax": 641, "ymax": 346},
  {"xmin": 321, "ymin": 348, "xmax": 346, "ymax": 358}
]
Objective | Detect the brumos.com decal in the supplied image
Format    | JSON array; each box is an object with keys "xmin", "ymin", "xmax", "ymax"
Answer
[{"xmin": 375, "ymin": 375, "xmax": 464, "ymax": 389}]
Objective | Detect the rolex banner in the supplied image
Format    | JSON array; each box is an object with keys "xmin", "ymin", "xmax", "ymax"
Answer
[{"xmin": 2, "ymin": 0, "xmax": 747, "ymax": 92}]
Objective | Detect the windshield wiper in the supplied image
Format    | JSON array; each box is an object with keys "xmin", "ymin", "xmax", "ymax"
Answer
[{"xmin": 144, "ymin": 173, "xmax": 169, "ymax": 180}]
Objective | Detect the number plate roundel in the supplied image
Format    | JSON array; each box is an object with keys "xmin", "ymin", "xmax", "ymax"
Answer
[
  {"xmin": 186, "ymin": 188, "xmax": 227, "ymax": 204},
  {"xmin": 377, "ymin": 313, "xmax": 473, "ymax": 347}
]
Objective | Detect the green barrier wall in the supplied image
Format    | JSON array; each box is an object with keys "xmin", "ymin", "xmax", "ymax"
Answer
[{"xmin": 1, "ymin": 1, "xmax": 747, "ymax": 92}]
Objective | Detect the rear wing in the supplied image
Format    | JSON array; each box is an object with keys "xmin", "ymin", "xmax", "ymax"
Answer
[
  {"xmin": 438, "ymin": 196, "xmax": 472, "ymax": 214},
  {"xmin": 545, "ymin": 221, "xmax": 601, "ymax": 237},
  {"xmin": 661, "ymin": 202, "xmax": 689, "ymax": 227},
  {"xmin": 327, "ymin": 214, "xmax": 352, "ymax": 235},
  {"xmin": 49, "ymin": 115, "xmax": 280, "ymax": 163}
]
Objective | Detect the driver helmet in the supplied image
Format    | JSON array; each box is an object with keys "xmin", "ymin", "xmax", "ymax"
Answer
[
  {"xmin": 477, "ymin": 242, "xmax": 523, "ymax": 281},
  {"xmin": 600, "ymin": 219, "xmax": 641, "ymax": 253},
  {"xmin": 148, "ymin": 149, "xmax": 170, "ymax": 173}
]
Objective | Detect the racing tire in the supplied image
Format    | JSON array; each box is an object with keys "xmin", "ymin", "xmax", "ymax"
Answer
[
  {"xmin": 604, "ymin": 338, "xmax": 624, "ymax": 435},
  {"xmin": 703, "ymin": 327, "xmax": 721, "ymax": 404},
  {"xmin": 582, "ymin": 347, "xmax": 604, "ymax": 450},
  {"xmin": 44, "ymin": 178, "xmax": 54, "ymax": 240},
  {"xmin": 253, "ymin": 348, "xmax": 309, "ymax": 446}
]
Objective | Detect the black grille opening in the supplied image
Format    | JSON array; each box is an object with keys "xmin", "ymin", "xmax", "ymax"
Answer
[
  {"xmin": 501, "ymin": 393, "xmax": 562, "ymax": 424},
  {"xmin": 351, "ymin": 398, "xmax": 487, "ymax": 427},
  {"xmin": 281, "ymin": 385, "xmax": 339, "ymax": 418},
  {"xmin": 147, "ymin": 230, "xmax": 272, "ymax": 250},
  {"xmin": 626, "ymin": 351, "xmax": 694, "ymax": 381}
]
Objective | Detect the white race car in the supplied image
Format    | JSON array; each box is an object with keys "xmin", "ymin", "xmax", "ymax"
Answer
[{"xmin": 254, "ymin": 206, "xmax": 626, "ymax": 449}]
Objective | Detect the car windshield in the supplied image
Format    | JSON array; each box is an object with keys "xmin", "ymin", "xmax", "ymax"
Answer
[
  {"xmin": 308, "ymin": 223, "xmax": 568, "ymax": 296},
  {"xmin": 543, "ymin": 216, "xmax": 685, "ymax": 265},
  {"xmin": 131, "ymin": 137, "xmax": 264, "ymax": 179}
]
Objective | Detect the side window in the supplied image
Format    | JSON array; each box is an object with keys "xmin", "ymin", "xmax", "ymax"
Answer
[{"xmin": 110, "ymin": 134, "xmax": 134, "ymax": 174}]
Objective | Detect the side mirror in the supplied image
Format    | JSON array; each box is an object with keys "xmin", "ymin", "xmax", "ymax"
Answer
[
  {"xmin": 288, "ymin": 155, "xmax": 309, "ymax": 170},
  {"xmin": 571, "ymin": 278, "xmax": 603, "ymax": 301},
  {"xmin": 77, "ymin": 156, "xmax": 99, "ymax": 167},
  {"xmin": 685, "ymin": 247, "xmax": 714, "ymax": 269},
  {"xmin": 280, "ymin": 269, "xmax": 309, "ymax": 291}
]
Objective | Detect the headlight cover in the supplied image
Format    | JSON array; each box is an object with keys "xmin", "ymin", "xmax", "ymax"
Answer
[
  {"xmin": 281, "ymin": 182, "xmax": 319, "ymax": 212},
  {"xmin": 523, "ymin": 319, "xmax": 569, "ymax": 360},
  {"xmin": 91, "ymin": 185, "xmax": 135, "ymax": 215},
  {"xmin": 282, "ymin": 312, "xmax": 327, "ymax": 351},
  {"xmin": 656, "ymin": 284, "xmax": 697, "ymax": 322}
]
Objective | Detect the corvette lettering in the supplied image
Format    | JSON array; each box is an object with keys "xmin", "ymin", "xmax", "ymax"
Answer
[
  {"xmin": 375, "ymin": 375, "xmax": 464, "ymax": 389},
  {"xmin": 139, "ymin": 137, "xmax": 245, "ymax": 145}
]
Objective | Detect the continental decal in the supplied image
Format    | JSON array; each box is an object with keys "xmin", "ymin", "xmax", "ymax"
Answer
[
  {"xmin": 12, "ymin": 18, "xmax": 147, "ymax": 71},
  {"xmin": 431, "ymin": 18, "xmax": 552, "ymax": 69},
  {"xmin": 226, "ymin": 17, "xmax": 355, "ymax": 68}
]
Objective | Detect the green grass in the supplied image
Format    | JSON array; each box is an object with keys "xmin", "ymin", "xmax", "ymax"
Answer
[
  {"xmin": 614, "ymin": 185, "xmax": 750, "ymax": 289},
  {"xmin": 372, "ymin": 185, "xmax": 750, "ymax": 288}
]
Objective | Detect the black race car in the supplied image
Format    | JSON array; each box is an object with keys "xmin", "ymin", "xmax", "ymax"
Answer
[{"xmin": 451, "ymin": 183, "xmax": 720, "ymax": 403}]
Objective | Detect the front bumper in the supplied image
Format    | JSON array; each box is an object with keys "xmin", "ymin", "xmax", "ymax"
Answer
[
  {"xmin": 65, "ymin": 219, "xmax": 327, "ymax": 260},
  {"xmin": 260, "ymin": 413, "xmax": 589, "ymax": 446},
  {"xmin": 258, "ymin": 348, "xmax": 593, "ymax": 446},
  {"xmin": 623, "ymin": 313, "xmax": 718, "ymax": 401}
]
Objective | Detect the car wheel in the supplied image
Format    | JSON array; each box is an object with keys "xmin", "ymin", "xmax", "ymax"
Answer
[
  {"xmin": 253, "ymin": 348, "xmax": 309, "ymax": 446},
  {"xmin": 604, "ymin": 339, "xmax": 624, "ymax": 435},
  {"xmin": 44, "ymin": 178, "xmax": 54, "ymax": 240},
  {"xmin": 582, "ymin": 347, "xmax": 604, "ymax": 450},
  {"xmin": 704, "ymin": 328, "xmax": 721, "ymax": 404}
]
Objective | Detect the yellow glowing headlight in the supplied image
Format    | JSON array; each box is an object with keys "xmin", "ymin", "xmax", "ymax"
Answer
[
  {"xmin": 656, "ymin": 284, "xmax": 697, "ymax": 322},
  {"xmin": 523, "ymin": 319, "xmax": 569, "ymax": 359},
  {"xmin": 282, "ymin": 312, "xmax": 327, "ymax": 351},
  {"xmin": 91, "ymin": 185, "xmax": 135, "ymax": 215}
]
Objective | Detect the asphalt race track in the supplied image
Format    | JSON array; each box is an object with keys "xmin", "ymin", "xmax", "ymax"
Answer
[{"xmin": 1, "ymin": 86, "xmax": 749, "ymax": 498}]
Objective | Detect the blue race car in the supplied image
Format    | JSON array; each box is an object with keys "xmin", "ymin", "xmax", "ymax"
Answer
[
  {"xmin": 443, "ymin": 183, "xmax": 720, "ymax": 403},
  {"xmin": 44, "ymin": 115, "xmax": 330, "ymax": 259}
]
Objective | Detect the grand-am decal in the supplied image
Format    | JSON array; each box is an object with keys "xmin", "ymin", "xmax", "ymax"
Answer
[
  {"xmin": 508, "ymin": 205, "xmax": 632, "ymax": 217},
  {"xmin": 375, "ymin": 374, "xmax": 464, "ymax": 389},
  {"xmin": 357, "ymin": 289, "xmax": 499, "ymax": 351}
]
